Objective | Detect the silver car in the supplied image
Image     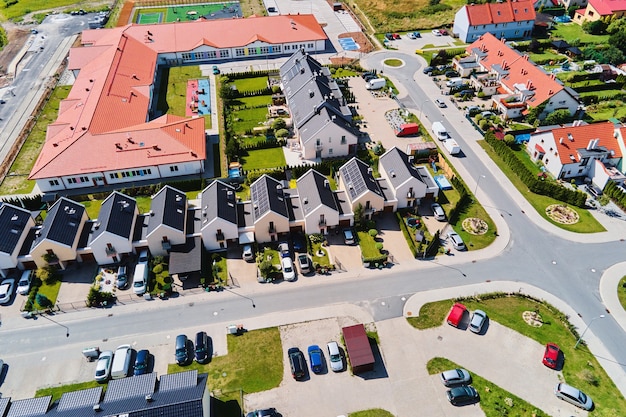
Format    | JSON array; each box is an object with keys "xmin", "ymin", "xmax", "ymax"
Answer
[
  {"xmin": 327, "ymin": 341, "xmax": 343, "ymax": 372},
  {"xmin": 94, "ymin": 350, "xmax": 113, "ymax": 382},
  {"xmin": 440, "ymin": 368, "xmax": 471, "ymax": 386},
  {"xmin": 469, "ymin": 310, "xmax": 487, "ymax": 334},
  {"xmin": 431, "ymin": 203, "xmax": 446, "ymax": 221},
  {"xmin": 447, "ymin": 231, "xmax": 466, "ymax": 250},
  {"xmin": 554, "ymin": 383, "xmax": 593, "ymax": 410},
  {"xmin": 0, "ymin": 278, "xmax": 15, "ymax": 304}
]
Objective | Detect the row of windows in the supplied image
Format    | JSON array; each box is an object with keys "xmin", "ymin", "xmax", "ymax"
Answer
[
  {"xmin": 67, "ymin": 176, "xmax": 90, "ymax": 184},
  {"xmin": 109, "ymin": 169, "xmax": 152, "ymax": 179},
  {"xmin": 180, "ymin": 50, "xmax": 231, "ymax": 61},
  {"xmin": 472, "ymin": 21, "xmax": 530, "ymax": 30},
  {"xmin": 234, "ymin": 45, "xmax": 284, "ymax": 57}
]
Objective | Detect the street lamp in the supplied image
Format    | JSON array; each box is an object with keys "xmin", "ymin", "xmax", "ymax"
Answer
[
  {"xmin": 574, "ymin": 314, "xmax": 605, "ymax": 349},
  {"xmin": 39, "ymin": 313, "xmax": 70, "ymax": 337},
  {"xmin": 473, "ymin": 175, "xmax": 486, "ymax": 198},
  {"xmin": 419, "ymin": 100, "xmax": 430, "ymax": 120}
]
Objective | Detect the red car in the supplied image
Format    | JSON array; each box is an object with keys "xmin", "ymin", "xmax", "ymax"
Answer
[
  {"xmin": 439, "ymin": 29, "xmax": 448, "ymax": 36},
  {"xmin": 446, "ymin": 303, "xmax": 467, "ymax": 328},
  {"xmin": 392, "ymin": 33, "xmax": 401, "ymax": 39},
  {"xmin": 542, "ymin": 343, "xmax": 560, "ymax": 369}
]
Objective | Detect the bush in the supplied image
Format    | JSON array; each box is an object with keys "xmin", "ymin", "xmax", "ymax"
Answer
[
  {"xmin": 153, "ymin": 264, "xmax": 164, "ymax": 274},
  {"xmin": 35, "ymin": 293, "xmax": 52, "ymax": 309},
  {"xmin": 272, "ymin": 118, "xmax": 287, "ymax": 130},
  {"xmin": 275, "ymin": 128, "xmax": 289, "ymax": 138},
  {"xmin": 375, "ymin": 242, "xmax": 384, "ymax": 251},
  {"xmin": 368, "ymin": 229, "xmax": 378, "ymax": 237},
  {"xmin": 309, "ymin": 233, "xmax": 324, "ymax": 244}
]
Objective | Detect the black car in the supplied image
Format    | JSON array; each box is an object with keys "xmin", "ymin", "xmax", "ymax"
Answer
[
  {"xmin": 175, "ymin": 334, "xmax": 191, "ymax": 365},
  {"xmin": 361, "ymin": 71, "xmax": 375, "ymax": 79},
  {"xmin": 288, "ymin": 347, "xmax": 306, "ymax": 380},
  {"xmin": 384, "ymin": 33, "xmax": 394, "ymax": 40},
  {"xmin": 195, "ymin": 331, "xmax": 212, "ymax": 364},
  {"xmin": 423, "ymin": 66, "xmax": 434, "ymax": 75},
  {"xmin": 246, "ymin": 409, "xmax": 278, "ymax": 417},
  {"xmin": 445, "ymin": 70, "xmax": 460, "ymax": 78},
  {"xmin": 134, "ymin": 349, "xmax": 150, "ymax": 376},
  {"xmin": 447, "ymin": 385, "xmax": 479, "ymax": 405},
  {"xmin": 292, "ymin": 233, "xmax": 307, "ymax": 252}
]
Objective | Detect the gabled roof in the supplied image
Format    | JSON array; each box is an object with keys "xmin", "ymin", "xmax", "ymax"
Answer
[
  {"xmin": 467, "ymin": 33, "xmax": 568, "ymax": 106},
  {"xmin": 32, "ymin": 197, "xmax": 85, "ymax": 248},
  {"xmin": 0, "ymin": 203, "xmax": 32, "ymax": 255},
  {"xmin": 148, "ymin": 186, "xmax": 187, "ymax": 234},
  {"xmin": 296, "ymin": 169, "xmax": 339, "ymax": 216},
  {"xmin": 90, "ymin": 191, "xmax": 136, "ymax": 242},
  {"xmin": 55, "ymin": 387, "xmax": 103, "ymax": 417},
  {"xmin": 588, "ymin": 0, "xmax": 626, "ymax": 15},
  {"xmin": 379, "ymin": 147, "xmax": 427, "ymax": 189},
  {"xmin": 339, "ymin": 158, "xmax": 384, "ymax": 202},
  {"xmin": 548, "ymin": 122, "xmax": 621, "ymax": 164},
  {"xmin": 31, "ymin": 15, "xmax": 327, "ymax": 181},
  {"xmin": 464, "ymin": 1, "xmax": 536, "ymax": 26},
  {"xmin": 200, "ymin": 180, "xmax": 238, "ymax": 227},
  {"xmin": 250, "ymin": 175, "xmax": 289, "ymax": 220},
  {"xmin": 6, "ymin": 396, "xmax": 51, "ymax": 417}
]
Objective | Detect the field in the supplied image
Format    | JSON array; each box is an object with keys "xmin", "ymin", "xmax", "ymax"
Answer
[
  {"xmin": 0, "ymin": 0, "xmax": 84, "ymax": 21},
  {"xmin": 133, "ymin": 2, "xmax": 240, "ymax": 24},
  {"xmin": 551, "ymin": 23, "xmax": 610, "ymax": 44},
  {"xmin": 241, "ymin": 148, "xmax": 286, "ymax": 171}
]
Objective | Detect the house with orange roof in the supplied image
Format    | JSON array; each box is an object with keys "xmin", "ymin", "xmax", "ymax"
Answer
[
  {"xmin": 574, "ymin": 0, "xmax": 626, "ymax": 24},
  {"xmin": 462, "ymin": 33, "xmax": 579, "ymax": 120},
  {"xmin": 526, "ymin": 121, "xmax": 624, "ymax": 188},
  {"xmin": 453, "ymin": 1, "xmax": 536, "ymax": 43},
  {"xmin": 29, "ymin": 15, "xmax": 329, "ymax": 194}
]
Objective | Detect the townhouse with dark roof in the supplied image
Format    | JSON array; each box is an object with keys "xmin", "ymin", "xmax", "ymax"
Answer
[
  {"xmin": 280, "ymin": 49, "xmax": 359, "ymax": 160},
  {"xmin": 144, "ymin": 186, "xmax": 188, "ymax": 256},
  {"xmin": 337, "ymin": 158, "xmax": 387, "ymax": 219},
  {"xmin": 378, "ymin": 147, "xmax": 439, "ymax": 210},
  {"xmin": 30, "ymin": 15, "xmax": 328, "ymax": 194},
  {"xmin": 527, "ymin": 121, "xmax": 625, "ymax": 188},
  {"xmin": 87, "ymin": 192, "xmax": 138, "ymax": 265},
  {"xmin": 250, "ymin": 175, "xmax": 291, "ymax": 243},
  {"xmin": 0, "ymin": 203, "xmax": 35, "ymax": 278},
  {"xmin": 461, "ymin": 33, "xmax": 579, "ymax": 120},
  {"xmin": 453, "ymin": 0, "xmax": 536, "ymax": 43},
  {"xmin": 28, "ymin": 197, "xmax": 89, "ymax": 269},
  {"xmin": 199, "ymin": 180, "xmax": 239, "ymax": 251}
]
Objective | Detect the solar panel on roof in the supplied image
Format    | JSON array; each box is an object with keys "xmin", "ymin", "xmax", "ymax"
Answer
[
  {"xmin": 103, "ymin": 373, "xmax": 156, "ymax": 402},
  {"xmin": 6, "ymin": 396, "xmax": 51, "ymax": 417},
  {"xmin": 57, "ymin": 387, "xmax": 103, "ymax": 411},
  {"xmin": 251, "ymin": 177, "xmax": 271, "ymax": 217},
  {"xmin": 160, "ymin": 370, "xmax": 197, "ymax": 391}
]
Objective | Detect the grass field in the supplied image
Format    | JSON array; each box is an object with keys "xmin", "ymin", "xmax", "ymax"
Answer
[
  {"xmin": 233, "ymin": 77, "xmax": 269, "ymax": 93},
  {"xmin": 0, "ymin": 86, "xmax": 71, "ymax": 195},
  {"xmin": 587, "ymin": 100, "xmax": 626, "ymax": 121},
  {"xmin": 353, "ymin": 0, "xmax": 465, "ymax": 32},
  {"xmin": 228, "ymin": 95, "xmax": 273, "ymax": 108},
  {"xmin": 551, "ymin": 23, "xmax": 610, "ymax": 44},
  {"xmin": 349, "ymin": 410, "xmax": 395, "ymax": 417},
  {"xmin": 618, "ymin": 276, "xmax": 626, "ymax": 311},
  {"xmin": 133, "ymin": 2, "xmax": 240, "ymax": 24},
  {"xmin": 34, "ymin": 279, "xmax": 62, "ymax": 310},
  {"xmin": 241, "ymin": 147, "xmax": 286, "ymax": 171},
  {"xmin": 231, "ymin": 107, "xmax": 269, "ymax": 134},
  {"xmin": 0, "ymin": 0, "xmax": 80, "ymax": 21},
  {"xmin": 36, "ymin": 380, "xmax": 102, "ymax": 402},
  {"xmin": 157, "ymin": 65, "xmax": 212, "ymax": 128}
]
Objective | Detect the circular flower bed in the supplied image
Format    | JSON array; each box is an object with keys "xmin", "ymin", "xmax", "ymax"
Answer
[
  {"xmin": 462, "ymin": 217, "xmax": 488, "ymax": 235},
  {"xmin": 545, "ymin": 204, "xmax": 579, "ymax": 224},
  {"xmin": 383, "ymin": 58, "xmax": 404, "ymax": 67},
  {"xmin": 522, "ymin": 311, "xmax": 543, "ymax": 327}
]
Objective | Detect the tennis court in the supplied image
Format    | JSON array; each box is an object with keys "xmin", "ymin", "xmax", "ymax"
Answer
[
  {"xmin": 137, "ymin": 12, "xmax": 163, "ymax": 24},
  {"xmin": 134, "ymin": 2, "xmax": 241, "ymax": 24}
]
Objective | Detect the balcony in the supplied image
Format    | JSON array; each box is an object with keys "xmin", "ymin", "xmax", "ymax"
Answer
[
  {"xmin": 315, "ymin": 143, "xmax": 323, "ymax": 151},
  {"xmin": 216, "ymin": 232, "xmax": 225, "ymax": 241},
  {"xmin": 105, "ymin": 246, "xmax": 117, "ymax": 256},
  {"xmin": 268, "ymin": 225, "xmax": 276, "ymax": 233},
  {"xmin": 318, "ymin": 218, "xmax": 326, "ymax": 226},
  {"xmin": 162, "ymin": 241, "xmax": 171, "ymax": 251},
  {"xmin": 407, "ymin": 191, "xmax": 415, "ymax": 199}
]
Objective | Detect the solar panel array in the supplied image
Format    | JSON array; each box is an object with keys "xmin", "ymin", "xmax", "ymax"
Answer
[
  {"xmin": 160, "ymin": 370, "xmax": 198, "ymax": 392},
  {"xmin": 104, "ymin": 372, "xmax": 157, "ymax": 402},
  {"xmin": 341, "ymin": 159, "xmax": 367, "ymax": 199},
  {"xmin": 6, "ymin": 396, "xmax": 51, "ymax": 417},
  {"xmin": 251, "ymin": 176, "xmax": 270, "ymax": 218},
  {"xmin": 57, "ymin": 387, "xmax": 102, "ymax": 411}
]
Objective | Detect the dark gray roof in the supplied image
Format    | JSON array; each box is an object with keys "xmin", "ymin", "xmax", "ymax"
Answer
[
  {"xmin": 19, "ymin": 227, "xmax": 37, "ymax": 256},
  {"xmin": 169, "ymin": 236, "xmax": 202, "ymax": 275},
  {"xmin": 159, "ymin": 370, "xmax": 199, "ymax": 391},
  {"xmin": 77, "ymin": 220, "xmax": 95, "ymax": 249},
  {"xmin": 379, "ymin": 147, "xmax": 427, "ymax": 189},
  {"xmin": 339, "ymin": 158, "xmax": 384, "ymax": 201},
  {"xmin": 104, "ymin": 372, "xmax": 157, "ymax": 403},
  {"xmin": 6, "ymin": 396, "xmax": 51, "ymax": 417},
  {"xmin": 90, "ymin": 192, "xmax": 136, "ymax": 241},
  {"xmin": 250, "ymin": 175, "xmax": 289, "ymax": 220},
  {"xmin": 148, "ymin": 186, "xmax": 186, "ymax": 234},
  {"xmin": 0, "ymin": 398, "xmax": 10, "ymax": 416},
  {"xmin": 32, "ymin": 197, "xmax": 85, "ymax": 248},
  {"xmin": 132, "ymin": 214, "xmax": 150, "ymax": 242},
  {"xmin": 200, "ymin": 180, "xmax": 238, "ymax": 228},
  {"xmin": 236, "ymin": 201, "xmax": 254, "ymax": 228},
  {"xmin": 297, "ymin": 105, "xmax": 358, "ymax": 145},
  {"xmin": 55, "ymin": 387, "xmax": 103, "ymax": 416},
  {"xmin": 297, "ymin": 169, "xmax": 338, "ymax": 216},
  {"xmin": 0, "ymin": 203, "xmax": 31, "ymax": 255},
  {"xmin": 414, "ymin": 166, "xmax": 437, "ymax": 189}
]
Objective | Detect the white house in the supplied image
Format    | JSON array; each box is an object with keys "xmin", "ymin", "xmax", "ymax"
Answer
[
  {"xmin": 296, "ymin": 169, "xmax": 345, "ymax": 234},
  {"xmin": 250, "ymin": 175, "xmax": 291, "ymax": 243},
  {"xmin": 200, "ymin": 180, "xmax": 239, "ymax": 251},
  {"xmin": 453, "ymin": 1, "xmax": 536, "ymax": 43},
  {"xmin": 145, "ymin": 186, "xmax": 188, "ymax": 257},
  {"xmin": 0, "ymin": 204, "xmax": 35, "ymax": 277},
  {"xmin": 337, "ymin": 158, "xmax": 386, "ymax": 219}
]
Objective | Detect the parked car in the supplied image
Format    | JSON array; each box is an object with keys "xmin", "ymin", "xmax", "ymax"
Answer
[
  {"xmin": 278, "ymin": 242, "xmax": 291, "ymax": 258},
  {"xmin": 116, "ymin": 266, "xmax": 128, "ymax": 289},
  {"xmin": 246, "ymin": 409, "xmax": 278, "ymax": 417},
  {"xmin": 361, "ymin": 71, "xmax": 376, "ymax": 79},
  {"xmin": 469, "ymin": 310, "xmax": 487, "ymax": 333},
  {"xmin": 297, "ymin": 254, "xmax": 311, "ymax": 274},
  {"xmin": 446, "ymin": 302, "xmax": 467, "ymax": 327},
  {"xmin": 432, "ymin": 29, "xmax": 442, "ymax": 36},
  {"xmin": 466, "ymin": 105, "xmax": 481, "ymax": 116},
  {"xmin": 392, "ymin": 33, "xmax": 401, "ymax": 39},
  {"xmin": 195, "ymin": 331, "xmax": 211, "ymax": 364},
  {"xmin": 440, "ymin": 368, "xmax": 471, "ymax": 386},
  {"xmin": 242, "ymin": 244, "xmax": 254, "ymax": 262},
  {"xmin": 343, "ymin": 228, "xmax": 355, "ymax": 245},
  {"xmin": 422, "ymin": 66, "xmax": 434, "ymax": 75},
  {"xmin": 212, "ymin": 65, "xmax": 220, "ymax": 75},
  {"xmin": 281, "ymin": 256, "xmax": 296, "ymax": 281},
  {"xmin": 327, "ymin": 341, "xmax": 343, "ymax": 372},
  {"xmin": 307, "ymin": 345, "xmax": 323, "ymax": 374},
  {"xmin": 447, "ymin": 231, "xmax": 466, "ymax": 250},
  {"xmin": 137, "ymin": 249, "xmax": 149, "ymax": 264},
  {"xmin": 408, "ymin": 31, "xmax": 421, "ymax": 39},
  {"xmin": 363, "ymin": 74, "xmax": 377, "ymax": 82},
  {"xmin": 292, "ymin": 234, "xmax": 306, "ymax": 252},
  {"xmin": 17, "ymin": 270, "xmax": 33, "ymax": 295},
  {"xmin": 543, "ymin": 343, "xmax": 560, "ymax": 369},
  {"xmin": 480, "ymin": 111, "xmax": 495, "ymax": 119},
  {"xmin": 288, "ymin": 347, "xmax": 306, "ymax": 380},
  {"xmin": 94, "ymin": 350, "xmax": 113, "ymax": 382},
  {"xmin": 132, "ymin": 263, "xmax": 148, "ymax": 295},
  {"xmin": 585, "ymin": 183, "xmax": 603, "ymax": 199},
  {"xmin": 439, "ymin": 29, "xmax": 448, "ymax": 35},
  {"xmin": 444, "ymin": 70, "xmax": 459, "ymax": 78},
  {"xmin": 434, "ymin": 98, "xmax": 446, "ymax": 108},
  {"xmin": 458, "ymin": 89, "xmax": 475, "ymax": 98},
  {"xmin": 431, "ymin": 203, "xmax": 446, "ymax": 221},
  {"xmin": 447, "ymin": 385, "xmax": 479, "ymax": 405},
  {"xmin": 175, "ymin": 334, "xmax": 191, "ymax": 365},
  {"xmin": 134, "ymin": 349, "xmax": 150, "ymax": 376},
  {"xmin": 111, "ymin": 344, "xmax": 132, "ymax": 379},
  {"xmin": 0, "ymin": 278, "xmax": 15, "ymax": 304},
  {"xmin": 384, "ymin": 33, "xmax": 394, "ymax": 40},
  {"xmin": 554, "ymin": 383, "xmax": 593, "ymax": 410}
]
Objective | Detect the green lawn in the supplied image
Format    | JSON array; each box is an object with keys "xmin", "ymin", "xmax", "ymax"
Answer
[
  {"xmin": 241, "ymin": 148, "xmax": 285, "ymax": 171},
  {"xmin": 357, "ymin": 231, "xmax": 382, "ymax": 258},
  {"xmin": 479, "ymin": 141, "xmax": 605, "ymax": 233},
  {"xmin": 383, "ymin": 59, "xmax": 403, "ymax": 67},
  {"xmin": 231, "ymin": 107, "xmax": 269, "ymax": 134},
  {"xmin": 618, "ymin": 276, "xmax": 626, "ymax": 312},
  {"xmin": 349, "ymin": 410, "xmax": 395, "ymax": 417},
  {"xmin": 428, "ymin": 358, "xmax": 550, "ymax": 417},
  {"xmin": 552, "ymin": 23, "xmax": 610, "ymax": 44},
  {"xmin": 233, "ymin": 77, "xmax": 269, "ymax": 93},
  {"xmin": 586, "ymin": 99, "xmax": 626, "ymax": 121},
  {"xmin": 409, "ymin": 295, "xmax": 625, "ymax": 415},
  {"xmin": 332, "ymin": 67, "xmax": 358, "ymax": 78},
  {"xmin": 228, "ymin": 95, "xmax": 273, "ymax": 108},
  {"xmin": 167, "ymin": 327, "xmax": 283, "ymax": 394},
  {"xmin": 311, "ymin": 242, "xmax": 331, "ymax": 267},
  {"xmin": 0, "ymin": 86, "xmax": 71, "ymax": 195},
  {"xmin": 158, "ymin": 66, "xmax": 211, "ymax": 128},
  {"xmin": 528, "ymin": 51, "xmax": 565, "ymax": 64},
  {"xmin": 36, "ymin": 381, "xmax": 102, "ymax": 402},
  {"xmin": 0, "ymin": 0, "xmax": 97, "ymax": 21},
  {"xmin": 35, "ymin": 280, "xmax": 62, "ymax": 309},
  {"xmin": 81, "ymin": 200, "xmax": 103, "ymax": 220},
  {"xmin": 241, "ymin": 135, "xmax": 270, "ymax": 147},
  {"xmin": 354, "ymin": 0, "xmax": 466, "ymax": 32}
]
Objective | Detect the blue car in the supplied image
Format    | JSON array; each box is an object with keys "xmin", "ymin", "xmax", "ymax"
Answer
[
  {"xmin": 307, "ymin": 345, "xmax": 323, "ymax": 374},
  {"xmin": 134, "ymin": 349, "xmax": 150, "ymax": 376}
]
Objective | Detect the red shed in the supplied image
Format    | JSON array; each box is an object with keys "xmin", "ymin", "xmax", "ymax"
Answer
[{"xmin": 342, "ymin": 324, "xmax": 375, "ymax": 373}]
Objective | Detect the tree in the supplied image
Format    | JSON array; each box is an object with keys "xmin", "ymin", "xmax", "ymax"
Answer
[
  {"xmin": 272, "ymin": 118, "xmax": 287, "ymax": 130},
  {"xmin": 543, "ymin": 109, "xmax": 573, "ymax": 126},
  {"xmin": 275, "ymin": 128, "xmax": 289, "ymax": 138},
  {"xmin": 582, "ymin": 20, "xmax": 607, "ymax": 35},
  {"xmin": 36, "ymin": 266, "xmax": 59, "ymax": 284},
  {"xmin": 609, "ymin": 30, "xmax": 626, "ymax": 54},
  {"xmin": 259, "ymin": 259, "xmax": 274, "ymax": 279},
  {"xmin": 225, "ymin": 137, "xmax": 239, "ymax": 162},
  {"xmin": 353, "ymin": 203, "xmax": 364, "ymax": 230},
  {"xmin": 503, "ymin": 134, "xmax": 516, "ymax": 147},
  {"xmin": 606, "ymin": 17, "xmax": 626, "ymax": 34},
  {"xmin": 36, "ymin": 293, "xmax": 53, "ymax": 309}
]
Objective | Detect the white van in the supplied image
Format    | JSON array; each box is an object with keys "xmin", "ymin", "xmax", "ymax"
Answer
[
  {"xmin": 110, "ymin": 344, "xmax": 132, "ymax": 379},
  {"xmin": 132, "ymin": 263, "xmax": 149, "ymax": 295},
  {"xmin": 446, "ymin": 77, "xmax": 465, "ymax": 88},
  {"xmin": 431, "ymin": 121, "xmax": 448, "ymax": 141}
]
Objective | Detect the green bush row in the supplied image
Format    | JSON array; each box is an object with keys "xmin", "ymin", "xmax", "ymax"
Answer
[
  {"xmin": 240, "ymin": 138, "xmax": 286, "ymax": 151},
  {"xmin": 396, "ymin": 212, "xmax": 418, "ymax": 258},
  {"xmin": 604, "ymin": 181, "xmax": 626, "ymax": 211},
  {"xmin": 484, "ymin": 132, "xmax": 587, "ymax": 207}
]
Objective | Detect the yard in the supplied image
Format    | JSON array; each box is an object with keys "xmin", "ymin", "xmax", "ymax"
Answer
[
  {"xmin": 357, "ymin": 230, "xmax": 383, "ymax": 259},
  {"xmin": 233, "ymin": 77, "xmax": 269, "ymax": 93},
  {"xmin": 0, "ymin": 86, "xmax": 71, "ymax": 195},
  {"xmin": 586, "ymin": 100, "xmax": 626, "ymax": 121},
  {"xmin": 240, "ymin": 148, "xmax": 286, "ymax": 171},
  {"xmin": 157, "ymin": 66, "xmax": 212, "ymax": 128},
  {"xmin": 231, "ymin": 107, "xmax": 269, "ymax": 134},
  {"xmin": 228, "ymin": 95, "xmax": 273, "ymax": 109},
  {"xmin": 551, "ymin": 23, "xmax": 610, "ymax": 44}
]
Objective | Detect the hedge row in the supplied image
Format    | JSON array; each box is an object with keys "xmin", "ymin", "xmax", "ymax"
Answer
[
  {"xmin": 396, "ymin": 211, "xmax": 419, "ymax": 258},
  {"xmin": 580, "ymin": 92, "xmax": 626, "ymax": 105},
  {"xmin": 223, "ymin": 69, "xmax": 276, "ymax": 81},
  {"xmin": 243, "ymin": 158, "xmax": 349, "ymax": 185},
  {"xmin": 604, "ymin": 181, "xmax": 626, "ymax": 211},
  {"xmin": 564, "ymin": 72, "xmax": 601, "ymax": 84},
  {"xmin": 573, "ymin": 83, "xmax": 622, "ymax": 94},
  {"xmin": 241, "ymin": 138, "xmax": 286, "ymax": 151},
  {"xmin": 484, "ymin": 132, "xmax": 587, "ymax": 207},
  {"xmin": 448, "ymin": 175, "xmax": 472, "ymax": 225},
  {"xmin": 232, "ymin": 88, "xmax": 273, "ymax": 98}
]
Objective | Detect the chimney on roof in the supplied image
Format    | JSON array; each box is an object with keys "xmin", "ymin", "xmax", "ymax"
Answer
[
  {"xmin": 132, "ymin": 74, "xmax": 139, "ymax": 80},
  {"xmin": 559, "ymin": 137, "xmax": 564, "ymax": 144},
  {"xmin": 586, "ymin": 139, "xmax": 594, "ymax": 150},
  {"xmin": 147, "ymin": 30, "xmax": 153, "ymax": 36},
  {"xmin": 568, "ymin": 133, "xmax": 574, "ymax": 141}
]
